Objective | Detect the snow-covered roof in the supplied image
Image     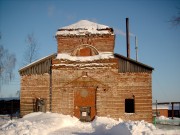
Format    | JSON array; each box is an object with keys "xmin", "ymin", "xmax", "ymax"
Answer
[
  {"xmin": 61, "ymin": 20, "xmax": 109, "ymax": 30},
  {"xmin": 56, "ymin": 20, "xmax": 113, "ymax": 36},
  {"xmin": 152, "ymin": 105, "xmax": 169, "ymax": 110},
  {"xmin": 152, "ymin": 104, "xmax": 180, "ymax": 110},
  {"xmin": 19, "ymin": 53, "xmax": 56, "ymax": 72}
]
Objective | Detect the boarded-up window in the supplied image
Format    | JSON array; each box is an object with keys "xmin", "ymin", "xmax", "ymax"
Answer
[
  {"xmin": 33, "ymin": 98, "xmax": 46, "ymax": 112},
  {"xmin": 125, "ymin": 99, "xmax": 134, "ymax": 113}
]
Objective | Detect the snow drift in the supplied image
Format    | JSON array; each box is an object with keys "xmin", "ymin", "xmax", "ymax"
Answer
[{"xmin": 0, "ymin": 112, "xmax": 180, "ymax": 135}]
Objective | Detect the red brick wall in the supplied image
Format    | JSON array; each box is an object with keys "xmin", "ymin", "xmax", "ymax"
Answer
[
  {"xmin": 51, "ymin": 68, "xmax": 152, "ymax": 123},
  {"xmin": 20, "ymin": 62, "xmax": 152, "ymax": 123},
  {"xmin": 20, "ymin": 74, "xmax": 50, "ymax": 116},
  {"xmin": 153, "ymin": 109, "xmax": 168, "ymax": 117},
  {"xmin": 20, "ymin": 68, "xmax": 152, "ymax": 123},
  {"xmin": 56, "ymin": 35, "xmax": 115, "ymax": 54}
]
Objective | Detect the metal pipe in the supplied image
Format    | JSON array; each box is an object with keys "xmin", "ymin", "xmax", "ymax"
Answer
[
  {"xmin": 126, "ymin": 18, "xmax": 130, "ymax": 58},
  {"xmin": 156, "ymin": 100, "xmax": 158, "ymax": 116},
  {"xmin": 135, "ymin": 36, "xmax": 138, "ymax": 61},
  {"xmin": 49, "ymin": 61, "xmax": 52, "ymax": 112}
]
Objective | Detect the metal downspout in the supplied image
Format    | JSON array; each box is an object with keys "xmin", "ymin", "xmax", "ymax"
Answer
[{"xmin": 49, "ymin": 61, "xmax": 52, "ymax": 112}]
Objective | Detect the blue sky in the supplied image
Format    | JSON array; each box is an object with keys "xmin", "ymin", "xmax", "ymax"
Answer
[{"xmin": 0, "ymin": 0, "xmax": 180, "ymax": 102}]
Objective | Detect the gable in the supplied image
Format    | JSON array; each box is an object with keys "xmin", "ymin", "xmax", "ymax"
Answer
[{"xmin": 61, "ymin": 71, "xmax": 109, "ymax": 89}]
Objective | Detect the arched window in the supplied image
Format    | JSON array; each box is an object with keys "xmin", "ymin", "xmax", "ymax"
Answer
[{"xmin": 71, "ymin": 44, "xmax": 99, "ymax": 56}]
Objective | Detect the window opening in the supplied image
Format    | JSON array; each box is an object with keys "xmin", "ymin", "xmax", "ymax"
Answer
[
  {"xmin": 33, "ymin": 98, "xmax": 46, "ymax": 112},
  {"xmin": 125, "ymin": 99, "xmax": 135, "ymax": 113}
]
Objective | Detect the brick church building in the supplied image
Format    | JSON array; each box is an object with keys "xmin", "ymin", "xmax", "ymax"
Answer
[{"xmin": 19, "ymin": 20, "xmax": 153, "ymax": 122}]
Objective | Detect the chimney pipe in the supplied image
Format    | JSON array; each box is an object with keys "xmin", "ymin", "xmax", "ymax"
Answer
[{"xmin": 126, "ymin": 18, "xmax": 130, "ymax": 58}]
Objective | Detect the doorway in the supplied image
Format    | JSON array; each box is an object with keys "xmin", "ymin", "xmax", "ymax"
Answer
[{"xmin": 74, "ymin": 87, "xmax": 96, "ymax": 121}]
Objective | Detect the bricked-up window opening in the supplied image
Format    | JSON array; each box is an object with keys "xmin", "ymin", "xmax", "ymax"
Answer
[
  {"xmin": 125, "ymin": 99, "xmax": 135, "ymax": 113},
  {"xmin": 79, "ymin": 47, "xmax": 92, "ymax": 56}
]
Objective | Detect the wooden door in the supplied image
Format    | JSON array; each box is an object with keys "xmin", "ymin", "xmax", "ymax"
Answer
[{"xmin": 74, "ymin": 87, "xmax": 96, "ymax": 121}]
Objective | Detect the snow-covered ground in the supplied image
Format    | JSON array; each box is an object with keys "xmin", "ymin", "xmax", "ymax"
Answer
[
  {"xmin": 0, "ymin": 112, "xmax": 180, "ymax": 135},
  {"xmin": 156, "ymin": 116, "xmax": 180, "ymax": 126}
]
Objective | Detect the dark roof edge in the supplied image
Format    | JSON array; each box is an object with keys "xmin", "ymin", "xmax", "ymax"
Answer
[
  {"xmin": 19, "ymin": 53, "xmax": 57, "ymax": 72},
  {"xmin": 114, "ymin": 53, "xmax": 154, "ymax": 70}
]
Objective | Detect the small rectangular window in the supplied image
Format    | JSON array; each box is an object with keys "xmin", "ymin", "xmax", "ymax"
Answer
[{"xmin": 125, "ymin": 99, "xmax": 135, "ymax": 113}]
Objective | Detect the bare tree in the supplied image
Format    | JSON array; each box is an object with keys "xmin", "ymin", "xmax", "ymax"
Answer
[
  {"xmin": 23, "ymin": 33, "xmax": 39, "ymax": 65},
  {"xmin": 170, "ymin": 8, "xmax": 180, "ymax": 26},
  {"xmin": 16, "ymin": 90, "xmax": 20, "ymax": 98},
  {"xmin": 0, "ymin": 37, "xmax": 16, "ymax": 89}
]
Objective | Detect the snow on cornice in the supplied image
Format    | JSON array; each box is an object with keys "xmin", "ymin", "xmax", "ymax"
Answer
[
  {"xmin": 56, "ymin": 20, "xmax": 113, "ymax": 36},
  {"xmin": 56, "ymin": 52, "xmax": 114, "ymax": 62}
]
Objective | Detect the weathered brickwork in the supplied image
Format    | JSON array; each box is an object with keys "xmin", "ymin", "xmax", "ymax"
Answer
[
  {"xmin": 19, "ymin": 20, "xmax": 153, "ymax": 123},
  {"xmin": 20, "ymin": 60, "xmax": 152, "ymax": 123},
  {"xmin": 56, "ymin": 35, "xmax": 115, "ymax": 54},
  {"xmin": 20, "ymin": 73, "xmax": 50, "ymax": 116},
  {"xmin": 50, "ymin": 67, "xmax": 152, "ymax": 123}
]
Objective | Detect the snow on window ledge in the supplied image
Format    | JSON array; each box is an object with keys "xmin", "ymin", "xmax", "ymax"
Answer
[{"xmin": 124, "ymin": 113, "xmax": 135, "ymax": 115}]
